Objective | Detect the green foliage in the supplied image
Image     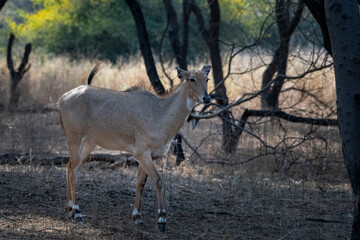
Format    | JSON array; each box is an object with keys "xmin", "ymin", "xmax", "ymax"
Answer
[
  {"xmin": 7, "ymin": 0, "xmax": 136, "ymax": 62},
  {"xmin": 3, "ymin": 0, "xmax": 320, "ymax": 62}
]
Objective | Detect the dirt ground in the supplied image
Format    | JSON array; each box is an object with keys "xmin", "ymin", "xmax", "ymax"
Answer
[{"xmin": 0, "ymin": 110, "xmax": 353, "ymax": 239}]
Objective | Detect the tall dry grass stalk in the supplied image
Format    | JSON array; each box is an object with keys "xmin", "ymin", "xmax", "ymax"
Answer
[{"xmin": 0, "ymin": 54, "xmax": 153, "ymax": 108}]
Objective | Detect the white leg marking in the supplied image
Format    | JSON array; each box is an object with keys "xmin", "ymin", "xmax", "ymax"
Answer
[
  {"xmin": 134, "ymin": 219, "xmax": 143, "ymax": 225},
  {"xmin": 158, "ymin": 209, "xmax": 166, "ymax": 214},
  {"xmin": 158, "ymin": 217, "xmax": 167, "ymax": 223},
  {"xmin": 68, "ymin": 203, "xmax": 82, "ymax": 219},
  {"xmin": 157, "ymin": 209, "xmax": 166, "ymax": 223},
  {"xmin": 132, "ymin": 208, "xmax": 139, "ymax": 216},
  {"xmin": 133, "ymin": 208, "xmax": 143, "ymax": 225},
  {"xmin": 72, "ymin": 205, "xmax": 82, "ymax": 220},
  {"xmin": 68, "ymin": 200, "xmax": 74, "ymax": 208},
  {"xmin": 68, "ymin": 201, "xmax": 74, "ymax": 217}
]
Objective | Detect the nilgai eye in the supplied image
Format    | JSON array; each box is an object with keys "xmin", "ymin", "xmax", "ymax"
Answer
[{"xmin": 190, "ymin": 78, "xmax": 196, "ymax": 82}]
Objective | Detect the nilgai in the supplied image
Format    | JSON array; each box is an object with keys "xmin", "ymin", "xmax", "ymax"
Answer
[{"xmin": 58, "ymin": 63, "xmax": 212, "ymax": 232}]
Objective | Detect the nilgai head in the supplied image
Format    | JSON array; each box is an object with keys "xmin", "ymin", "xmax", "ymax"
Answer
[{"xmin": 176, "ymin": 65, "xmax": 212, "ymax": 104}]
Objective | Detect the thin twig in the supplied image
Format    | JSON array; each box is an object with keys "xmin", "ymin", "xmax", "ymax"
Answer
[{"xmin": 178, "ymin": 132, "xmax": 208, "ymax": 162}]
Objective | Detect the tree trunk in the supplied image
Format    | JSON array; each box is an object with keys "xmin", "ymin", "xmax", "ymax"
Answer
[
  {"xmin": 208, "ymin": 41, "xmax": 237, "ymax": 153},
  {"xmin": 125, "ymin": 0, "xmax": 165, "ymax": 95},
  {"xmin": 325, "ymin": 0, "xmax": 360, "ymax": 238},
  {"xmin": 180, "ymin": 0, "xmax": 191, "ymax": 70},
  {"xmin": 0, "ymin": 0, "xmax": 8, "ymax": 11},
  {"xmin": 207, "ymin": 0, "xmax": 237, "ymax": 153},
  {"xmin": 190, "ymin": 0, "xmax": 237, "ymax": 153},
  {"xmin": 261, "ymin": 0, "xmax": 304, "ymax": 110},
  {"xmin": 261, "ymin": 41, "xmax": 289, "ymax": 109},
  {"xmin": 162, "ymin": 0, "xmax": 190, "ymax": 70}
]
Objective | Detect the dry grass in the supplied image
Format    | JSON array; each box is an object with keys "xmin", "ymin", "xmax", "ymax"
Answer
[
  {"xmin": 0, "ymin": 50, "xmax": 336, "ymax": 112},
  {"xmin": 0, "ymin": 156, "xmax": 352, "ymax": 239},
  {"xmin": 0, "ymin": 54, "xmax": 152, "ymax": 108},
  {"xmin": 0, "ymin": 53, "xmax": 351, "ymax": 239}
]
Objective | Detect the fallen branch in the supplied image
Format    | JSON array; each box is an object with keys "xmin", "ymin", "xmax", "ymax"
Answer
[
  {"xmin": 231, "ymin": 108, "xmax": 337, "ymax": 147},
  {"xmin": 305, "ymin": 217, "xmax": 345, "ymax": 224},
  {"xmin": 13, "ymin": 105, "xmax": 58, "ymax": 114},
  {"xmin": 240, "ymin": 109, "xmax": 338, "ymax": 127},
  {"xmin": 0, "ymin": 152, "xmax": 138, "ymax": 167}
]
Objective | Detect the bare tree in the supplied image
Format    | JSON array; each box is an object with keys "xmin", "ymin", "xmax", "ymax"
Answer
[
  {"xmin": 7, "ymin": 34, "xmax": 32, "ymax": 111},
  {"xmin": 162, "ymin": 0, "xmax": 241, "ymax": 160},
  {"xmin": 325, "ymin": 0, "xmax": 360, "ymax": 238},
  {"xmin": 261, "ymin": 0, "xmax": 304, "ymax": 110}
]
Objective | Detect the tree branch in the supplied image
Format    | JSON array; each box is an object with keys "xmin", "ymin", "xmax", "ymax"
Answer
[
  {"xmin": 242, "ymin": 109, "xmax": 337, "ymax": 126},
  {"xmin": 303, "ymin": 0, "xmax": 332, "ymax": 56},
  {"xmin": 6, "ymin": 33, "xmax": 15, "ymax": 77},
  {"xmin": 0, "ymin": 0, "xmax": 8, "ymax": 11},
  {"xmin": 192, "ymin": 63, "xmax": 333, "ymax": 120},
  {"xmin": 125, "ymin": 0, "xmax": 165, "ymax": 95},
  {"xmin": 287, "ymin": 0, "xmax": 305, "ymax": 36},
  {"xmin": 0, "ymin": 152, "xmax": 138, "ymax": 167},
  {"xmin": 159, "ymin": 6, "xmax": 174, "ymax": 87},
  {"xmin": 190, "ymin": 0, "xmax": 210, "ymax": 44},
  {"xmin": 18, "ymin": 44, "xmax": 32, "ymax": 74}
]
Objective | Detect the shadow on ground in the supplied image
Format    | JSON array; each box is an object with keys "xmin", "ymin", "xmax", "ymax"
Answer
[{"xmin": 0, "ymin": 159, "xmax": 353, "ymax": 240}]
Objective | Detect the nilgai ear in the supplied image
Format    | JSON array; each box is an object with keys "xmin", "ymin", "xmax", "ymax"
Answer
[
  {"xmin": 176, "ymin": 67, "xmax": 189, "ymax": 80},
  {"xmin": 201, "ymin": 65, "xmax": 212, "ymax": 76}
]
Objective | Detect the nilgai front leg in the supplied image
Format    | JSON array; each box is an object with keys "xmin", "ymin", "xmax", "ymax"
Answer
[{"xmin": 134, "ymin": 151, "xmax": 166, "ymax": 232}]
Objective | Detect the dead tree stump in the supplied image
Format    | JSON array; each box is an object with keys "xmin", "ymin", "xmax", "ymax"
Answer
[{"xmin": 6, "ymin": 33, "xmax": 32, "ymax": 111}]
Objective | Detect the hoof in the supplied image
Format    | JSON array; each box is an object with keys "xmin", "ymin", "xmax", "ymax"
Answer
[
  {"xmin": 158, "ymin": 222, "xmax": 166, "ymax": 232},
  {"xmin": 74, "ymin": 214, "xmax": 83, "ymax": 222},
  {"xmin": 134, "ymin": 218, "xmax": 144, "ymax": 227},
  {"xmin": 133, "ymin": 212, "xmax": 144, "ymax": 227},
  {"xmin": 68, "ymin": 207, "xmax": 83, "ymax": 222}
]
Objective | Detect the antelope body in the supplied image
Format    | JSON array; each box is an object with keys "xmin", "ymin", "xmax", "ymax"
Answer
[{"xmin": 58, "ymin": 64, "xmax": 211, "ymax": 232}]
